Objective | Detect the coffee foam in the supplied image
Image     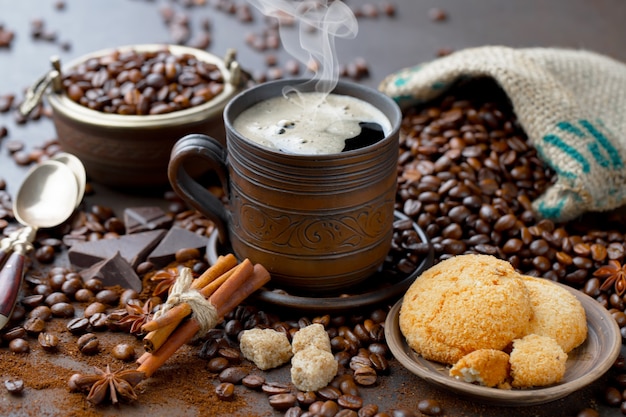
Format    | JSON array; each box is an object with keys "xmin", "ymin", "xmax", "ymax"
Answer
[{"xmin": 232, "ymin": 92, "xmax": 391, "ymax": 155}]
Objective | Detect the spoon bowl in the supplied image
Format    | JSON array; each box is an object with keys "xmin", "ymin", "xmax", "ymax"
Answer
[{"xmin": 0, "ymin": 160, "xmax": 80, "ymax": 328}]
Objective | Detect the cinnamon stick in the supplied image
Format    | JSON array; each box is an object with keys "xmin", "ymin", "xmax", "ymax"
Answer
[
  {"xmin": 210, "ymin": 262, "xmax": 266, "ymax": 317},
  {"xmin": 142, "ymin": 303, "xmax": 192, "ymax": 333},
  {"xmin": 202, "ymin": 260, "xmax": 251, "ymax": 298},
  {"xmin": 137, "ymin": 262, "xmax": 270, "ymax": 378},
  {"xmin": 143, "ymin": 320, "xmax": 181, "ymax": 353},
  {"xmin": 190, "ymin": 253, "xmax": 237, "ymax": 290}
]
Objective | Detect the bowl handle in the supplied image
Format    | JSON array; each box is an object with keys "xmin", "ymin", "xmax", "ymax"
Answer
[{"xmin": 168, "ymin": 134, "xmax": 230, "ymax": 244}]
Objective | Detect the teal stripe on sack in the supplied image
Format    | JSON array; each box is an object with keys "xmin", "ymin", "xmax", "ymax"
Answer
[
  {"xmin": 580, "ymin": 119, "xmax": 623, "ymax": 168},
  {"xmin": 542, "ymin": 134, "xmax": 590, "ymax": 174},
  {"xmin": 537, "ymin": 199, "xmax": 565, "ymax": 219},
  {"xmin": 556, "ymin": 121, "xmax": 585, "ymax": 137}
]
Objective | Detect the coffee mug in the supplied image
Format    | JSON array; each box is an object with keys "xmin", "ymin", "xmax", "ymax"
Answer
[{"xmin": 168, "ymin": 79, "xmax": 401, "ymax": 293}]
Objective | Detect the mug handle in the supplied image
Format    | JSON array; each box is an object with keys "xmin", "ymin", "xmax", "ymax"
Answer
[{"xmin": 168, "ymin": 134, "xmax": 230, "ymax": 243}]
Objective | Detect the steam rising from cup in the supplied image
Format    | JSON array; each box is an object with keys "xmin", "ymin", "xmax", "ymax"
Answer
[{"xmin": 247, "ymin": 0, "xmax": 358, "ymax": 101}]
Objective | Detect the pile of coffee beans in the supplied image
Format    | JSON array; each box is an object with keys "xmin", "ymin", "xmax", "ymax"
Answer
[{"xmin": 61, "ymin": 47, "xmax": 225, "ymax": 115}]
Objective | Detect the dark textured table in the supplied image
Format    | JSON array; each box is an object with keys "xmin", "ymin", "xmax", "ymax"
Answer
[{"xmin": 1, "ymin": 1, "xmax": 626, "ymax": 416}]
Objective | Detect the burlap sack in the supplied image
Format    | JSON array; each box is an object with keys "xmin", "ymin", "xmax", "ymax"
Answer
[{"xmin": 379, "ymin": 46, "xmax": 626, "ymax": 222}]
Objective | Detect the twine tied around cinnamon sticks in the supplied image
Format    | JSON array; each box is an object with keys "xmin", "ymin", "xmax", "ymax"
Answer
[
  {"xmin": 136, "ymin": 254, "xmax": 271, "ymax": 378},
  {"xmin": 152, "ymin": 267, "xmax": 218, "ymax": 337}
]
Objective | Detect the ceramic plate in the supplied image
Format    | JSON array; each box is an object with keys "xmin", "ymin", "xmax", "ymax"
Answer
[
  {"xmin": 385, "ymin": 283, "xmax": 622, "ymax": 406},
  {"xmin": 206, "ymin": 211, "xmax": 434, "ymax": 314}
]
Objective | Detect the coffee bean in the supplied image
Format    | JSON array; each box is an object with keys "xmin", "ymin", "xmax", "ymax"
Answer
[
  {"xmin": 50, "ymin": 302, "xmax": 74, "ymax": 318},
  {"xmin": 8, "ymin": 338, "xmax": 29, "ymax": 353},
  {"xmin": 67, "ymin": 317, "xmax": 90, "ymax": 335},
  {"xmin": 111, "ymin": 343, "xmax": 135, "ymax": 361},
  {"xmin": 4, "ymin": 379, "xmax": 24, "ymax": 394},
  {"xmin": 76, "ymin": 333, "xmax": 99, "ymax": 355},
  {"xmin": 207, "ymin": 357, "xmax": 230, "ymax": 373},
  {"xmin": 417, "ymin": 399, "xmax": 443, "ymax": 416},
  {"xmin": 2, "ymin": 327, "xmax": 26, "ymax": 341},
  {"xmin": 353, "ymin": 366, "xmax": 377, "ymax": 386},
  {"xmin": 241, "ymin": 374, "xmax": 265, "ymax": 390},
  {"xmin": 83, "ymin": 302, "xmax": 107, "ymax": 318},
  {"xmin": 218, "ymin": 366, "xmax": 248, "ymax": 384},
  {"xmin": 23, "ymin": 317, "xmax": 45, "ymax": 334},
  {"xmin": 262, "ymin": 381, "xmax": 291, "ymax": 395},
  {"xmin": 268, "ymin": 393, "xmax": 297, "ymax": 410},
  {"xmin": 216, "ymin": 382, "xmax": 235, "ymax": 401},
  {"xmin": 38, "ymin": 332, "xmax": 59, "ymax": 351},
  {"xmin": 29, "ymin": 305, "xmax": 52, "ymax": 321}
]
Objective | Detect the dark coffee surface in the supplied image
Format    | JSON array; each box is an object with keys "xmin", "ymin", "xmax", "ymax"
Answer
[
  {"xmin": 342, "ymin": 122, "xmax": 385, "ymax": 152},
  {"xmin": 1, "ymin": 1, "xmax": 626, "ymax": 417}
]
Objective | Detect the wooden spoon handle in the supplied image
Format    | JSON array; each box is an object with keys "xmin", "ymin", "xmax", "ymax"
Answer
[{"xmin": 0, "ymin": 251, "xmax": 26, "ymax": 329}]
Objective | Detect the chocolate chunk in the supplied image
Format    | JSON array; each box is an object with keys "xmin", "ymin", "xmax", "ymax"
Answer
[
  {"xmin": 68, "ymin": 229, "xmax": 166, "ymax": 269},
  {"xmin": 147, "ymin": 226, "xmax": 209, "ymax": 268},
  {"xmin": 79, "ymin": 252, "xmax": 142, "ymax": 292},
  {"xmin": 124, "ymin": 206, "xmax": 172, "ymax": 234}
]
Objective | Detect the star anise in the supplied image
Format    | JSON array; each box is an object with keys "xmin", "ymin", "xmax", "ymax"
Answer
[
  {"xmin": 593, "ymin": 259, "xmax": 626, "ymax": 296},
  {"xmin": 150, "ymin": 267, "xmax": 179, "ymax": 298},
  {"xmin": 73, "ymin": 365, "xmax": 145, "ymax": 405},
  {"xmin": 115, "ymin": 298, "xmax": 155, "ymax": 335}
]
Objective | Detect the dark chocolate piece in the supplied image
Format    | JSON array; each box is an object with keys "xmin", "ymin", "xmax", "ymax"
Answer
[
  {"xmin": 147, "ymin": 226, "xmax": 209, "ymax": 268},
  {"xmin": 124, "ymin": 206, "xmax": 173, "ymax": 234},
  {"xmin": 79, "ymin": 251, "xmax": 142, "ymax": 292},
  {"xmin": 68, "ymin": 229, "xmax": 166, "ymax": 270}
]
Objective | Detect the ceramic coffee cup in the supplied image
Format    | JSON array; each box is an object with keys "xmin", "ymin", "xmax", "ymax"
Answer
[{"xmin": 168, "ymin": 79, "xmax": 401, "ymax": 293}]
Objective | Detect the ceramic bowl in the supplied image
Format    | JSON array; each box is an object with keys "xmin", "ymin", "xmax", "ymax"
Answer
[
  {"xmin": 34, "ymin": 44, "xmax": 247, "ymax": 188},
  {"xmin": 385, "ymin": 283, "xmax": 622, "ymax": 406}
]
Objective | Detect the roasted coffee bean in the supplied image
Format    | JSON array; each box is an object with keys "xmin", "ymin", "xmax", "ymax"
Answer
[
  {"xmin": 216, "ymin": 382, "xmax": 235, "ymax": 401},
  {"xmin": 50, "ymin": 302, "xmax": 74, "ymax": 318},
  {"xmin": 576, "ymin": 409, "xmax": 600, "ymax": 417},
  {"xmin": 2, "ymin": 326, "xmax": 26, "ymax": 341},
  {"xmin": 61, "ymin": 278, "xmax": 83, "ymax": 297},
  {"xmin": 21, "ymin": 294, "xmax": 44, "ymax": 309},
  {"xmin": 29, "ymin": 305, "xmax": 52, "ymax": 321},
  {"xmin": 268, "ymin": 393, "xmax": 297, "ymax": 410},
  {"xmin": 353, "ymin": 366, "xmax": 377, "ymax": 386},
  {"xmin": 23, "ymin": 317, "xmax": 45, "ymax": 334},
  {"xmin": 76, "ymin": 333, "xmax": 99, "ymax": 355},
  {"xmin": 4, "ymin": 379, "xmax": 24, "ymax": 394},
  {"xmin": 296, "ymin": 390, "xmax": 317, "ymax": 406},
  {"xmin": 317, "ymin": 386, "xmax": 341, "ymax": 401},
  {"xmin": 285, "ymin": 407, "xmax": 304, "ymax": 417},
  {"xmin": 207, "ymin": 357, "xmax": 230, "ymax": 373},
  {"xmin": 417, "ymin": 399, "xmax": 443, "ymax": 416},
  {"xmin": 111, "ymin": 343, "xmax": 135, "ymax": 361},
  {"xmin": 358, "ymin": 403, "xmax": 379, "ymax": 417},
  {"xmin": 38, "ymin": 332, "xmax": 59, "ymax": 351},
  {"xmin": 83, "ymin": 302, "xmax": 107, "ymax": 318},
  {"xmin": 45, "ymin": 292, "xmax": 69, "ymax": 306},
  {"xmin": 8, "ymin": 338, "xmax": 29, "ymax": 353},
  {"xmin": 88, "ymin": 312, "xmax": 109, "ymax": 331},
  {"xmin": 67, "ymin": 317, "xmax": 90, "ymax": 334},
  {"xmin": 218, "ymin": 346, "xmax": 242, "ymax": 363},
  {"xmin": 84, "ymin": 278, "xmax": 104, "ymax": 293},
  {"xmin": 74, "ymin": 288, "xmax": 94, "ymax": 303},
  {"xmin": 218, "ymin": 366, "xmax": 248, "ymax": 384},
  {"xmin": 262, "ymin": 381, "xmax": 291, "ymax": 395},
  {"xmin": 338, "ymin": 394, "xmax": 363, "ymax": 410},
  {"xmin": 241, "ymin": 374, "xmax": 265, "ymax": 390},
  {"xmin": 95, "ymin": 289, "xmax": 119, "ymax": 305}
]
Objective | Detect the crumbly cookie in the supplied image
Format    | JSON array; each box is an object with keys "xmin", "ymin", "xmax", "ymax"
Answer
[
  {"xmin": 399, "ymin": 254, "xmax": 532, "ymax": 365},
  {"xmin": 510, "ymin": 334, "xmax": 567, "ymax": 388},
  {"xmin": 521, "ymin": 275, "xmax": 587, "ymax": 353},
  {"xmin": 449, "ymin": 349, "xmax": 511, "ymax": 388}
]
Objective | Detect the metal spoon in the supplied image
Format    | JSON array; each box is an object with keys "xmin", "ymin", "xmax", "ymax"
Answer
[
  {"xmin": 51, "ymin": 152, "xmax": 86, "ymax": 208},
  {"xmin": 0, "ymin": 160, "xmax": 79, "ymax": 329}
]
